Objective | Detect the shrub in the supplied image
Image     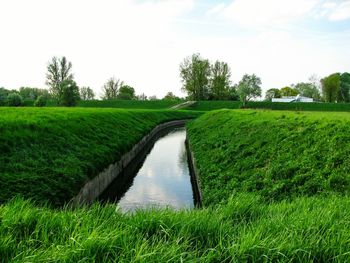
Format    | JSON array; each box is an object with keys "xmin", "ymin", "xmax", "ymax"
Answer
[
  {"xmin": 58, "ymin": 80, "xmax": 80, "ymax": 107},
  {"xmin": 34, "ymin": 95, "xmax": 46, "ymax": 107},
  {"xmin": 7, "ymin": 93, "xmax": 23, "ymax": 106}
]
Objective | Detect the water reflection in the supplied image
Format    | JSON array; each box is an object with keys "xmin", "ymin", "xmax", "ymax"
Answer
[{"xmin": 100, "ymin": 127, "xmax": 194, "ymax": 212}]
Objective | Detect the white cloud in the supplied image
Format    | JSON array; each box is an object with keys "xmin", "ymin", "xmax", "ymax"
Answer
[
  {"xmin": 213, "ymin": 0, "xmax": 318, "ymax": 29},
  {"xmin": 206, "ymin": 3, "xmax": 227, "ymax": 16},
  {"xmin": 0, "ymin": 0, "xmax": 349, "ymax": 99},
  {"xmin": 0, "ymin": 0, "xmax": 194, "ymax": 97},
  {"xmin": 328, "ymin": 1, "xmax": 350, "ymax": 21}
]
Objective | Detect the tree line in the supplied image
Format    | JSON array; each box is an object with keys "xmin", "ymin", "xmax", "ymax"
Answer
[
  {"xmin": 180, "ymin": 53, "xmax": 350, "ymax": 104},
  {"xmin": 265, "ymin": 73, "xmax": 350, "ymax": 103},
  {"xmin": 0, "ymin": 56, "xmax": 179, "ymax": 107},
  {"xmin": 2, "ymin": 54, "xmax": 349, "ymax": 107},
  {"xmin": 180, "ymin": 53, "xmax": 262, "ymax": 106}
]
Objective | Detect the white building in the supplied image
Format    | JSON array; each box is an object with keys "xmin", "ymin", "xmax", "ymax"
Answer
[{"xmin": 272, "ymin": 94, "xmax": 313, "ymax": 103}]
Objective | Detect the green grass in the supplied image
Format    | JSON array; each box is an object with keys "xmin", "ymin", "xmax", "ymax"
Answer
[
  {"xmin": 21, "ymin": 99, "xmax": 181, "ymax": 109},
  {"xmin": 183, "ymin": 100, "xmax": 350, "ymax": 112},
  {"xmin": 0, "ymin": 107, "xmax": 198, "ymax": 206},
  {"xmin": 187, "ymin": 109, "xmax": 350, "ymax": 205},
  {"xmin": 0, "ymin": 194, "xmax": 349, "ymax": 262},
  {"xmin": 1, "ymin": 108, "xmax": 349, "ymax": 262}
]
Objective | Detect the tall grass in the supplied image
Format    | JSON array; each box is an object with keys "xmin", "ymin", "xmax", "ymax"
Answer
[
  {"xmin": 1, "ymin": 108, "xmax": 349, "ymax": 262},
  {"xmin": 0, "ymin": 194, "xmax": 349, "ymax": 262}
]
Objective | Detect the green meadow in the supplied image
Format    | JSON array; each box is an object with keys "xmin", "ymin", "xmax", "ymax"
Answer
[
  {"xmin": 0, "ymin": 108, "xmax": 349, "ymax": 262},
  {"xmin": 187, "ymin": 110, "xmax": 350, "ymax": 205}
]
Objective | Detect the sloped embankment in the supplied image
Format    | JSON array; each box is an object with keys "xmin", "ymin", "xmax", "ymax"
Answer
[
  {"xmin": 187, "ymin": 109, "xmax": 350, "ymax": 205},
  {"xmin": 0, "ymin": 108, "xmax": 198, "ymax": 206},
  {"xmin": 0, "ymin": 109, "xmax": 349, "ymax": 262}
]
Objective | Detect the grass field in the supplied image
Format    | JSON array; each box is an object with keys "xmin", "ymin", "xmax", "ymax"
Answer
[
  {"xmin": 0, "ymin": 107, "xmax": 198, "ymax": 206},
  {"xmin": 183, "ymin": 100, "xmax": 350, "ymax": 112},
  {"xmin": 0, "ymin": 194, "xmax": 349, "ymax": 262},
  {"xmin": 0, "ymin": 108, "xmax": 349, "ymax": 262},
  {"xmin": 187, "ymin": 109, "xmax": 350, "ymax": 205}
]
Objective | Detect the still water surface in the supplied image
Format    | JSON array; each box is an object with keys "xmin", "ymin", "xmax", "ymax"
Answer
[{"xmin": 100, "ymin": 127, "xmax": 194, "ymax": 212}]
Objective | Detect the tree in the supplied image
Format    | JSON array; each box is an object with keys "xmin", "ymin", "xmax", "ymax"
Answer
[
  {"xmin": 338, "ymin": 72, "xmax": 350, "ymax": 102},
  {"xmin": 321, "ymin": 73, "xmax": 340, "ymax": 102},
  {"xmin": 102, "ymin": 77, "xmax": 123, "ymax": 100},
  {"xmin": 7, "ymin": 93, "xmax": 23, "ymax": 106},
  {"xmin": 0, "ymin": 87, "xmax": 11, "ymax": 105},
  {"xmin": 46, "ymin": 56, "xmax": 74, "ymax": 100},
  {"xmin": 163, "ymin": 92, "xmax": 179, "ymax": 100},
  {"xmin": 19, "ymin": 87, "xmax": 51, "ymax": 100},
  {"xmin": 58, "ymin": 79, "xmax": 80, "ymax": 106},
  {"xmin": 34, "ymin": 95, "xmax": 47, "ymax": 107},
  {"xmin": 209, "ymin": 61, "xmax": 231, "ymax": 100},
  {"xmin": 117, "ymin": 85, "xmax": 135, "ymax": 100},
  {"xmin": 149, "ymin": 95, "xmax": 158, "ymax": 100},
  {"xmin": 228, "ymin": 86, "xmax": 239, "ymax": 101},
  {"xmin": 80, "ymin": 86, "xmax": 95, "ymax": 100},
  {"xmin": 236, "ymin": 74, "xmax": 262, "ymax": 107},
  {"xmin": 180, "ymin": 53, "xmax": 211, "ymax": 100},
  {"xmin": 294, "ymin": 82, "xmax": 321, "ymax": 100},
  {"xmin": 280, "ymin": 86, "xmax": 298, "ymax": 97},
  {"xmin": 265, "ymin": 88, "xmax": 282, "ymax": 101},
  {"xmin": 136, "ymin": 93, "xmax": 147, "ymax": 100}
]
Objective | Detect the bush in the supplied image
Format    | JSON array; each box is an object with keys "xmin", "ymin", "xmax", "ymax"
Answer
[
  {"xmin": 58, "ymin": 80, "xmax": 80, "ymax": 107},
  {"xmin": 7, "ymin": 93, "xmax": 23, "ymax": 106},
  {"xmin": 34, "ymin": 95, "xmax": 46, "ymax": 107}
]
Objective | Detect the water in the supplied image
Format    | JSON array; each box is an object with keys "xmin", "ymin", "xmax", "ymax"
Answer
[{"xmin": 99, "ymin": 127, "xmax": 194, "ymax": 212}]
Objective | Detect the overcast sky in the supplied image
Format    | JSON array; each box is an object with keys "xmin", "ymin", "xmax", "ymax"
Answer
[{"xmin": 1, "ymin": 0, "xmax": 350, "ymax": 98}]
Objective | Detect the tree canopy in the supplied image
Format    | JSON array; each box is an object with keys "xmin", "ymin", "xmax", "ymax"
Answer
[
  {"xmin": 180, "ymin": 54, "xmax": 237, "ymax": 101},
  {"xmin": 294, "ymin": 82, "xmax": 321, "ymax": 100},
  {"xmin": 339, "ymin": 73, "xmax": 350, "ymax": 102},
  {"xmin": 80, "ymin": 87, "xmax": 95, "ymax": 100},
  {"xmin": 58, "ymin": 79, "xmax": 80, "ymax": 106},
  {"xmin": 46, "ymin": 56, "xmax": 74, "ymax": 100},
  {"xmin": 265, "ymin": 88, "xmax": 282, "ymax": 101},
  {"xmin": 180, "ymin": 54, "xmax": 211, "ymax": 100},
  {"xmin": 280, "ymin": 86, "xmax": 298, "ymax": 97},
  {"xmin": 117, "ymin": 85, "xmax": 136, "ymax": 100},
  {"xmin": 163, "ymin": 92, "xmax": 180, "ymax": 100},
  {"xmin": 236, "ymin": 74, "xmax": 262, "ymax": 106},
  {"xmin": 209, "ymin": 61, "xmax": 232, "ymax": 100},
  {"xmin": 101, "ymin": 77, "xmax": 124, "ymax": 100},
  {"xmin": 321, "ymin": 73, "xmax": 340, "ymax": 103}
]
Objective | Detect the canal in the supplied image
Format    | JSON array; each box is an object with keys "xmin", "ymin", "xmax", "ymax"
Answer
[{"xmin": 99, "ymin": 127, "xmax": 195, "ymax": 212}]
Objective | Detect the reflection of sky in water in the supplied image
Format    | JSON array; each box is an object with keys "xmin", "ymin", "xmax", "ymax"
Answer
[{"xmin": 118, "ymin": 128, "xmax": 194, "ymax": 212}]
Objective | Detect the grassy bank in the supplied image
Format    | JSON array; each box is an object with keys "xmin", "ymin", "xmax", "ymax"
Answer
[
  {"xmin": 0, "ymin": 108, "xmax": 198, "ymax": 206},
  {"xmin": 1, "ymin": 109, "xmax": 349, "ymax": 262},
  {"xmin": 0, "ymin": 194, "xmax": 349, "ymax": 262},
  {"xmin": 187, "ymin": 110, "xmax": 350, "ymax": 205},
  {"xmin": 184, "ymin": 100, "xmax": 350, "ymax": 112}
]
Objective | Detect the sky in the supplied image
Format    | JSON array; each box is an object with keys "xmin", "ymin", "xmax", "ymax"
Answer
[{"xmin": 0, "ymin": 0, "xmax": 350, "ymax": 98}]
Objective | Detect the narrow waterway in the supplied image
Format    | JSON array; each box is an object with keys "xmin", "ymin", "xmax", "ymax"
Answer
[{"xmin": 99, "ymin": 127, "xmax": 194, "ymax": 212}]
